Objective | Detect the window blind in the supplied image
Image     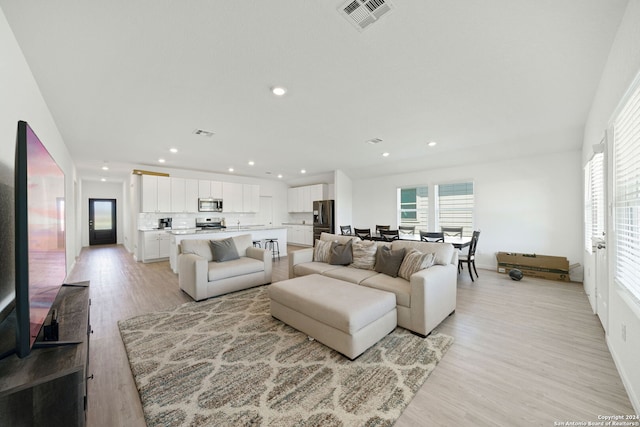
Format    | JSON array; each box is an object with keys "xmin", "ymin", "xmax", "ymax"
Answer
[
  {"xmin": 436, "ymin": 182, "xmax": 474, "ymax": 237},
  {"xmin": 584, "ymin": 153, "xmax": 605, "ymax": 254},
  {"xmin": 613, "ymin": 81, "xmax": 640, "ymax": 303}
]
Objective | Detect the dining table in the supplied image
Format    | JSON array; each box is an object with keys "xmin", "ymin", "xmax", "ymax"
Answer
[{"xmin": 368, "ymin": 233, "xmax": 472, "ymax": 249}]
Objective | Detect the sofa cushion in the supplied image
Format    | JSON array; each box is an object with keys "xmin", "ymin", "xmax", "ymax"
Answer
[
  {"xmin": 208, "ymin": 257, "xmax": 264, "ymax": 281},
  {"xmin": 319, "ymin": 232, "xmax": 360, "ymax": 245},
  {"xmin": 361, "ymin": 274, "xmax": 411, "ymax": 308},
  {"xmin": 329, "ymin": 240, "xmax": 353, "ymax": 265},
  {"xmin": 293, "ymin": 262, "xmax": 342, "ymax": 277},
  {"xmin": 374, "ymin": 246, "xmax": 406, "ymax": 278},
  {"xmin": 350, "ymin": 240, "xmax": 378, "ymax": 270},
  {"xmin": 391, "ymin": 240, "xmax": 454, "ymax": 266},
  {"xmin": 210, "ymin": 237, "xmax": 240, "ymax": 262},
  {"xmin": 324, "ymin": 266, "xmax": 380, "ymax": 284},
  {"xmin": 398, "ymin": 249, "xmax": 436, "ymax": 280},
  {"xmin": 181, "ymin": 239, "xmax": 213, "ymax": 262},
  {"xmin": 313, "ymin": 240, "xmax": 332, "ymax": 262}
]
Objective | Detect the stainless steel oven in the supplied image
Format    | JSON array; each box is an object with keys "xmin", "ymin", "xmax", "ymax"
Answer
[{"xmin": 198, "ymin": 198, "xmax": 223, "ymax": 212}]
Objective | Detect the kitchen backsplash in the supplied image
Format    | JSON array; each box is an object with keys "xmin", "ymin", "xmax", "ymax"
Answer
[{"xmin": 137, "ymin": 212, "xmax": 260, "ymax": 230}]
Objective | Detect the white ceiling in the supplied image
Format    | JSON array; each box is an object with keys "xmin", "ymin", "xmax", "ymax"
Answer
[{"xmin": 0, "ymin": 0, "xmax": 629, "ymax": 183}]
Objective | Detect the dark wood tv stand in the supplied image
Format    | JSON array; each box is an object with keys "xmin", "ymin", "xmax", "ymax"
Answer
[{"xmin": 0, "ymin": 282, "xmax": 91, "ymax": 426}]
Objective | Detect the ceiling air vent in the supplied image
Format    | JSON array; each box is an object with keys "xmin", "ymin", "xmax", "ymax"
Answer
[{"xmin": 339, "ymin": 0, "xmax": 393, "ymax": 31}]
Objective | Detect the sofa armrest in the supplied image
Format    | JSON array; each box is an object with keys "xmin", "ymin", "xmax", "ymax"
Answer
[
  {"xmin": 288, "ymin": 248, "xmax": 314, "ymax": 279},
  {"xmin": 178, "ymin": 253, "xmax": 209, "ymax": 301},
  {"xmin": 246, "ymin": 247, "xmax": 272, "ymax": 283},
  {"xmin": 408, "ymin": 264, "xmax": 457, "ymax": 336}
]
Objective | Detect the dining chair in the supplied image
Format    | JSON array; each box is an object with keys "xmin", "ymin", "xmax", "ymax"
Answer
[
  {"xmin": 398, "ymin": 225, "xmax": 415, "ymax": 236},
  {"xmin": 458, "ymin": 230, "xmax": 481, "ymax": 282},
  {"xmin": 441, "ymin": 226, "xmax": 463, "ymax": 238},
  {"xmin": 375, "ymin": 225, "xmax": 390, "ymax": 233},
  {"xmin": 340, "ymin": 225, "xmax": 352, "ymax": 235},
  {"xmin": 379, "ymin": 229, "xmax": 400, "ymax": 241},
  {"xmin": 354, "ymin": 228, "xmax": 372, "ymax": 240},
  {"xmin": 419, "ymin": 231, "xmax": 444, "ymax": 242}
]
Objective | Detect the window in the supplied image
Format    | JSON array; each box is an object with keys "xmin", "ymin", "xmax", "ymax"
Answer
[
  {"xmin": 398, "ymin": 186, "xmax": 428, "ymax": 231},
  {"xmin": 613, "ymin": 80, "xmax": 640, "ymax": 302},
  {"xmin": 584, "ymin": 152, "xmax": 605, "ymax": 253},
  {"xmin": 436, "ymin": 182, "xmax": 474, "ymax": 237}
]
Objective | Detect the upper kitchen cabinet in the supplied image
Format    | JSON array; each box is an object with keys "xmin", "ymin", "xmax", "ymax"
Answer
[
  {"xmin": 223, "ymin": 182, "xmax": 260, "ymax": 213},
  {"xmin": 243, "ymin": 184, "xmax": 260, "ymax": 213},
  {"xmin": 288, "ymin": 184, "xmax": 327, "ymax": 212},
  {"xmin": 198, "ymin": 180, "xmax": 223, "ymax": 199},
  {"xmin": 171, "ymin": 178, "xmax": 199, "ymax": 213},
  {"xmin": 141, "ymin": 175, "xmax": 171, "ymax": 213}
]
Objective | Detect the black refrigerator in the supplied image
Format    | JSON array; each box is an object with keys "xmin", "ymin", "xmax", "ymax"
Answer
[{"xmin": 313, "ymin": 200, "xmax": 334, "ymax": 242}]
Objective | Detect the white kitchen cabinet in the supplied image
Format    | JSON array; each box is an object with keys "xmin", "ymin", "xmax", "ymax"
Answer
[
  {"xmin": 303, "ymin": 226, "xmax": 314, "ymax": 245},
  {"xmin": 141, "ymin": 175, "xmax": 171, "ymax": 213},
  {"xmin": 170, "ymin": 178, "xmax": 199, "ymax": 213},
  {"xmin": 309, "ymin": 184, "xmax": 326, "ymax": 205},
  {"xmin": 170, "ymin": 178, "xmax": 186, "ymax": 212},
  {"xmin": 287, "ymin": 188, "xmax": 298, "ymax": 213},
  {"xmin": 223, "ymin": 182, "xmax": 244, "ymax": 212},
  {"xmin": 286, "ymin": 225, "xmax": 313, "ymax": 246},
  {"xmin": 199, "ymin": 180, "xmax": 223, "ymax": 199},
  {"xmin": 141, "ymin": 231, "xmax": 171, "ymax": 262},
  {"xmin": 243, "ymin": 184, "xmax": 260, "ymax": 213},
  {"xmin": 211, "ymin": 181, "xmax": 223, "ymax": 198},
  {"xmin": 185, "ymin": 179, "xmax": 199, "ymax": 212},
  {"xmin": 287, "ymin": 184, "xmax": 328, "ymax": 213}
]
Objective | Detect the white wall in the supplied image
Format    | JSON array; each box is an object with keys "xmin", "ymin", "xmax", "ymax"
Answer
[
  {"xmin": 581, "ymin": 0, "xmax": 640, "ymax": 414},
  {"xmin": 0, "ymin": 9, "xmax": 78, "ymax": 273},
  {"xmin": 80, "ymin": 180, "xmax": 125, "ymax": 247},
  {"xmin": 334, "ymin": 169, "xmax": 353, "ymax": 233},
  {"xmin": 353, "ymin": 150, "xmax": 583, "ymax": 271}
]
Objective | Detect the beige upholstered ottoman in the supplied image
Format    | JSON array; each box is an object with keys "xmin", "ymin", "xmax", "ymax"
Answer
[{"xmin": 269, "ymin": 274, "xmax": 397, "ymax": 359}]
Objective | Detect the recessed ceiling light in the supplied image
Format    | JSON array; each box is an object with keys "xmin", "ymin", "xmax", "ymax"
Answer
[
  {"xmin": 228, "ymin": 167, "xmax": 234, "ymax": 172},
  {"xmin": 271, "ymin": 86, "xmax": 287, "ymax": 96},
  {"xmin": 248, "ymin": 161, "xmax": 255, "ymax": 166},
  {"xmin": 382, "ymin": 152, "xmax": 390, "ymax": 157},
  {"xmin": 170, "ymin": 148, "xmax": 178, "ymax": 153},
  {"xmin": 277, "ymin": 174, "xmax": 283, "ymax": 179},
  {"xmin": 300, "ymin": 169, "xmax": 306, "ymax": 174},
  {"xmin": 101, "ymin": 165, "xmax": 109, "ymax": 171},
  {"xmin": 428, "ymin": 141, "xmax": 437, "ymax": 147},
  {"xmin": 101, "ymin": 178, "xmax": 106, "ymax": 182},
  {"xmin": 158, "ymin": 158, "xmax": 166, "ymax": 163}
]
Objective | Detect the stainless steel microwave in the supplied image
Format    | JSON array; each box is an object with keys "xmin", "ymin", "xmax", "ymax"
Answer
[{"xmin": 198, "ymin": 198, "xmax": 223, "ymax": 212}]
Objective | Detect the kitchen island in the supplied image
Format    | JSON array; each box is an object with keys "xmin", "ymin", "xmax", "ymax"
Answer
[{"xmin": 169, "ymin": 226, "xmax": 288, "ymax": 273}]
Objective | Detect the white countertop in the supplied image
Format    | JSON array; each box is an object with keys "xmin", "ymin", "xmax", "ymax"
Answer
[{"xmin": 168, "ymin": 226, "xmax": 287, "ymax": 236}]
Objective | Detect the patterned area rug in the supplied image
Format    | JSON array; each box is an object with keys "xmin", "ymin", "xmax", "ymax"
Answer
[{"xmin": 118, "ymin": 286, "xmax": 453, "ymax": 426}]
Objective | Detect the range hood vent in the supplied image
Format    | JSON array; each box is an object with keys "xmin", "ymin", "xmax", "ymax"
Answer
[{"xmin": 339, "ymin": 0, "xmax": 393, "ymax": 31}]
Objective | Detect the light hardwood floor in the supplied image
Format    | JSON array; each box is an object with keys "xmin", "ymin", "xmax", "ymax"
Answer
[{"xmin": 66, "ymin": 244, "xmax": 635, "ymax": 427}]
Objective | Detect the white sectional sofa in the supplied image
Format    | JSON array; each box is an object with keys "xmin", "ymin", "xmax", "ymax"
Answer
[
  {"xmin": 178, "ymin": 234, "xmax": 272, "ymax": 301},
  {"xmin": 289, "ymin": 233, "xmax": 458, "ymax": 336}
]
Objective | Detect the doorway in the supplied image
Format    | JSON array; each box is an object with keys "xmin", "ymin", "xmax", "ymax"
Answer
[{"xmin": 89, "ymin": 198, "xmax": 117, "ymax": 245}]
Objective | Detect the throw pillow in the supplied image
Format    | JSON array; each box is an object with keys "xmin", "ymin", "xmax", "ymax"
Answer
[
  {"xmin": 374, "ymin": 246, "xmax": 406, "ymax": 278},
  {"xmin": 328, "ymin": 240, "xmax": 353, "ymax": 265},
  {"xmin": 210, "ymin": 237, "xmax": 240, "ymax": 262},
  {"xmin": 398, "ymin": 249, "xmax": 436, "ymax": 280},
  {"xmin": 313, "ymin": 240, "xmax": 332, "ymax": 262},
  {"xmin": 181, "ymin": 240, "xmax": 214, "ymax": 261},
  {"xmin": 350, "ymin": 240, "xmax": 378, "ymax": 270}
]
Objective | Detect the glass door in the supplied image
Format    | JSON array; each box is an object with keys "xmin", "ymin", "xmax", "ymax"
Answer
[{"xmin": 89, "ymin": 198, "xmax": 117, "ymax": 245}]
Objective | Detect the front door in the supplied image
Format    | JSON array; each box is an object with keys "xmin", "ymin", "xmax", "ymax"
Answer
[{"xmin": 89, "ymin": 198, "xmax": 117, "ymax": 245}]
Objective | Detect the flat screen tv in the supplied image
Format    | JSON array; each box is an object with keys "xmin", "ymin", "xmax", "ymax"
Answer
[{"xmin": 14, "ymin": 120, "xmax": 66, "ymax": 358}]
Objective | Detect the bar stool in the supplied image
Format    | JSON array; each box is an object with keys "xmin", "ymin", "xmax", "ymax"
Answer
[
  {"xmin": 252, "ymin": 240, "xmax": 261, "ymax": 248},
  {"xmin": 265, "ymin": 238, "xmax": 280, "ymax": 260}
]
